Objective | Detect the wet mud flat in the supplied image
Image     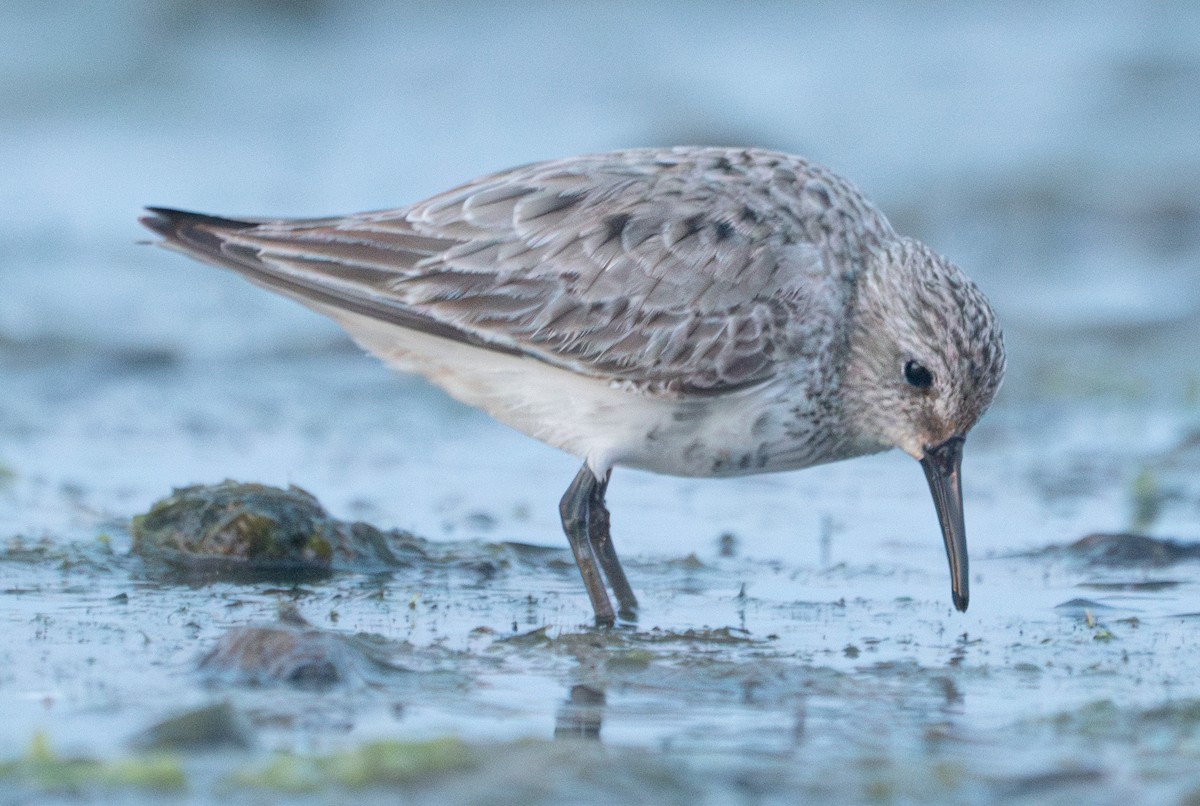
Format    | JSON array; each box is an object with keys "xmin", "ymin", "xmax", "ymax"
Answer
[
  {"xmin": 0, "ymin": 345, "xmax": 1199, "ymax": 804},
  {"xmin": 0, "ymin": 468, "xmax": 1199, "ymax": 804}
]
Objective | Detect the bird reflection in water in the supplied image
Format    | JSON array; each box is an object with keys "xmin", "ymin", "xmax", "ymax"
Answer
[{"xmin": 554, "ymin": 683, "xmax": 607, "ymax": 740}]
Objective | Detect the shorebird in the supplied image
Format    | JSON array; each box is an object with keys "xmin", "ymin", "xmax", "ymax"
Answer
[{"xmin": 141, "ymin": 146, "xmax": 1005, "ymax": 626}]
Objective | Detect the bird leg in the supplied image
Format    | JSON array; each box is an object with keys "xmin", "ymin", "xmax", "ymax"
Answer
[
  {"xmin": 560, "ymin": 463, "xmax": 639, "ymax": 627},
  {"xmin": 583, "ymin": 470, "xmax": 639, "ymax": 622},
  {"xmin": 560, "ymin": 465, "xmax": 616, "ymax": 626}
]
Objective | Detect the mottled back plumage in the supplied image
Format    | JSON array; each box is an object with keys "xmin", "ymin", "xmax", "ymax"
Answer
[{"xmin": 148, "ymin": 148, "xmax": 900, "ymax": 396}]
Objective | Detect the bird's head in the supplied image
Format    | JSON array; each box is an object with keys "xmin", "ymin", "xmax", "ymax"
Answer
[{"xmin": 843, "ymin": 237, "xmax": 1005, "ymax": 611}]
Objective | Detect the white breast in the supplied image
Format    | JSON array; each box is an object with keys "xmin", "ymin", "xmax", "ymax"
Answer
[{"xmin": 323, "ymin": 307, "xmax": 816, "ymax": 479}]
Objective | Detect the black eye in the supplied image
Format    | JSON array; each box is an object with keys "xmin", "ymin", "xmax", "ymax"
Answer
[{"xmin": 903, "ymin": 360, "xmax": 933, "ymax": 389}]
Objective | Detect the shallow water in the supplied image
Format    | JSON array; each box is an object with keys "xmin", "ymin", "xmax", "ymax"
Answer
[{"xmin": 3, "ymin": 1, "xmax": 1200, "ymax": 802}]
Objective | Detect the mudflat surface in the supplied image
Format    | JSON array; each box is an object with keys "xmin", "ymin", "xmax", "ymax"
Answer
[{"xmin": 2, "ymin": 351, "xmax": 1199, "ymax": 803}]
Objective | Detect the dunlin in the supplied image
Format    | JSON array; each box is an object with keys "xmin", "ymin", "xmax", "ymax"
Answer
[{"xmin": 142, "ymin": 147, "xmax": 1005, "ymax": 625}]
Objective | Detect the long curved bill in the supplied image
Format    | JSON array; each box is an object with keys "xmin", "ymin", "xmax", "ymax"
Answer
[{"xmin": 920, "ymin": 436, "xmax": 969, "ymax": 612}]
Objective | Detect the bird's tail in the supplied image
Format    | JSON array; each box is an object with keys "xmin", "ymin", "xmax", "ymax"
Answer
[{"xmin": 139, "ymin": 207, "xmax": 265, "ymax": 269}]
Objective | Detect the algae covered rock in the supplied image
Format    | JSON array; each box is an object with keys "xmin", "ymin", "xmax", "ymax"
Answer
[
  {"xmin": 131, "ymin": 480, "xmax": 577, "ymax": 585},
  {"xmin": 131, "ymin": 480, "xmax": 420, "ymax": 577}
]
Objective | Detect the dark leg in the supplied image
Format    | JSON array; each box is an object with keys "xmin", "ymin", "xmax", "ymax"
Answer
[
  {"xmin": 560, "ymin": 464, "xmax": 615, "ymax": 626},
  {"xmin": 584, "ymin": 471, "xmax": 639, "ymax": 622}
]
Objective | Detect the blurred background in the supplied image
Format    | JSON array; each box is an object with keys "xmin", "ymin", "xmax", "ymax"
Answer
[
  {"xmin": 1, "ymin": 0, "xmax": 1199, "ymax": 547},
  {"xmin": 3, "ymin": 1, "xmax": 1198, "ymax": 390}
]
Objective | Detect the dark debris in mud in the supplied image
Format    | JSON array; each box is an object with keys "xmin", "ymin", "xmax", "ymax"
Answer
[
  {"xmin": 1024, "ymin": 698, "xmax": 1200, "ymax": 743},
  {"xmin": 987, "ymin": 766, "xmax": 1107, "ymax": 800},
  {"xmin": 493, "ymin": 624, "xmax": 761, "ymax": 652},
  {"xmin": 0, "ymin": 533, "xmax": 126, "ymax": 575},
  {"xmin": 1077, "ymin": 579, "xmax": 1182, "ymax": 592},
  {"xmin": 1026, "ymin": 532, "xmax": 1200, "ymax": 567}
]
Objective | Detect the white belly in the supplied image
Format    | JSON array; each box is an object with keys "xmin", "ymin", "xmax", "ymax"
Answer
[{"xmin": 324, "ymin": 308, "xmax": 814, "ymax": 478}]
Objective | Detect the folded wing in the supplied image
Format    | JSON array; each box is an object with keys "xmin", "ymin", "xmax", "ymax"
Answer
[{"xmin": 143, "ymin": 148, "xmax": 865, "ymax": 394}]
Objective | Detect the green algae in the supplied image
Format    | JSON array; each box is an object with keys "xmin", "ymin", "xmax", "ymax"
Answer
[
  {"xmin": 1130, "ymin": 467, "xmax": 1163, "ymax": 531},
  {"xmin": 231, "ymin": 737, "xmax": 474, "ymax": 791},
  {"xmin": 0, "ymin": 733, "xmax": 185, "ymax": 794}
]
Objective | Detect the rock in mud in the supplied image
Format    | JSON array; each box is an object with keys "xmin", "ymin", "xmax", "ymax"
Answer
[
  {"xmin": 131, "ymin": 480, "xmax": 576, "ymax": 583},
  {"xmin": 131, "ymin": 480, "xmax": 427, "ymax": 578},
  {"xmin": 198, "ymin": 604, "xmax": 407, "ymax": 688},
  {"xmin": 130, "ymin": 701, "xmax": 254, "ymax": 752}
]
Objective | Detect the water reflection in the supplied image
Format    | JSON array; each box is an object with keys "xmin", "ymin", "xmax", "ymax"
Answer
[{"xmin": 554, "ymin": 683, "xmax": 606, "ymax": 741}]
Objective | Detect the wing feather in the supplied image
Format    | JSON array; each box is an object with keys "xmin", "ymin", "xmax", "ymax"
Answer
[{"xmin": 145, "ymin": 147, "xmax": 893, "ymax": 394}]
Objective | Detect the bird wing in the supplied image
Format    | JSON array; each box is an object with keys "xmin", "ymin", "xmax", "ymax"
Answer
[{"xmin": 144, "ymin": 147, "xmax": 877, "ymax": 394}]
